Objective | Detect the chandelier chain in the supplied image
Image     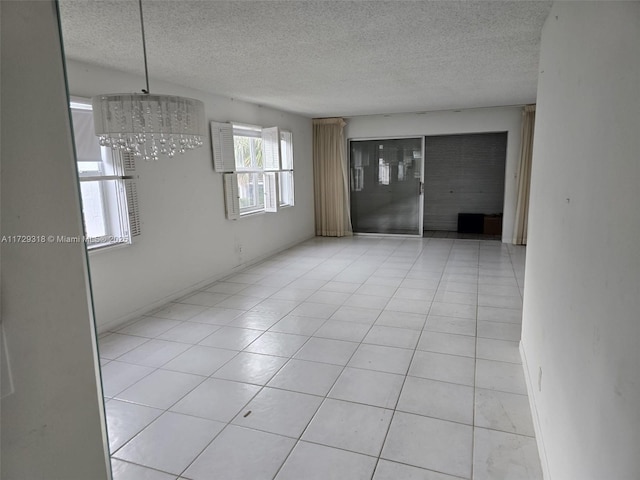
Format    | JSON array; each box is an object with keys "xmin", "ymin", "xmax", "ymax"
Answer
[{"xmin": 138, "ymin": 0, "xmax": 150, "ymax": 94}]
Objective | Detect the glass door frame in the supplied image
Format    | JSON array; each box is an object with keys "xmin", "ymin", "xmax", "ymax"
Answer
[{"xmin": 347, "ymin": 135, "xmax": 425, "ymax": 237}]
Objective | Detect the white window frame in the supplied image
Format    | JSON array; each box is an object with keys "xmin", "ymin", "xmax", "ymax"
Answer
[
  {"xmin": 70, "ymin": 97, "xmax": 140, "ymax": 251},
  {"xmin": 212, "ymin": 121, "xmax": 294, "ymax": 219}
]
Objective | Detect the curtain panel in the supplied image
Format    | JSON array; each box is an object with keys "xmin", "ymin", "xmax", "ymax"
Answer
[
  {"xmin": 313, "ymin": 118, "xmax": 352, "ymax": 237},
  {"xmin": 513, "ymin": 104, "xmax": 536, "ymax": 245}
]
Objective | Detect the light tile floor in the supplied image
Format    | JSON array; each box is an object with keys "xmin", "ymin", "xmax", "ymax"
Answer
[{"xmin": 99, "ymin": 236, "xmax": 542, "ymax": 480}]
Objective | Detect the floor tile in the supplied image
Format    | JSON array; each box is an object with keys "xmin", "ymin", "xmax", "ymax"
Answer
[
  {"xmin": 188, "ymin": 307, "xmax": 245, "ymax": 326},
  {"xmin": 303, "ymin": 398, "xmax": 393, "ymax": 456},
  {"xmin": 476, "ymin": 359, "xmax": 527, "ymax": 395},
  {"xmin": 269, "ymin": 315, "xmax": 326, "ymax": 336},
  {"xmin": 115, "ymin": 369, "xmax": 204, "ymax": 409},
  {"xmin": 178, "ymin": 291, "xmax": 229, "ymax": 307},
  {"xmin": 475, "ymin": 388, "xmax": 535, "ymax": 436},
  {"xmin": 348, "ymin": 344, "xmax": 413, "ymax": 375},
  {"xmin": 99, "ymin": 333, "xmax": 149, "ymax": 360},
  {"xmin": 375, "ymin": 311, "xmax": 427, "ymax": 330},
  {"xmin": 397, "ymin": 376, "xmax": 474, "ymax": 424},
  {"xmin": 152, "ymin": 303, "xmax": 207, "ymax": 321},
  {"xmin": 381, "ymin": 412, "xmax": 472, "ymax": 478},
  {"xmin": 393, "ymin": 287, "xmax": 436, "ymax": 301},
  {"xmin": 320, "ymin": 281, "xmax": 361, "ymax": 294},
  {"xmin": 477, "ymin": 320, "xmax": 522, "ymax": 341},
  {"xmin": 306, "ymin": 290, "xmax": 351, "ymax": 305},
  {"xmin": 355, "ymin": 283, "xmax": 397, "ymax": 297},
  {"xmin": 184, "ymin": 425, "xmax": 295, "ymax": 480},
  {"xmin": 116, "ymin": 339, "xmax": 191, "ymax": 368},
  {"xmin": 344, "ymin": 294, "xmax": 390, "ymax": 310},
  {"xmin": 476, "ymin": 338, "xmax": 522, "ymax": 364},
  {"xmin": 106, "ymin": 400, "xmax": 163, "ymax": 452},
  {"xmin": 225, "ymin": 273, "xmax": 264, "ymax": 284},
  {"xmin": 252, "ymin": 298, "xmax": 300, "ymax": 316},
  {"xmin": 212, "ymin": 352, "xmax": 287, "ymax": 385},
  {"xmin": 473, "ymin": 428, "xmax": 542, "ymax": 480},
  {"xmin": 313, "ymin": 320, "xmax": 371, "ymax": 342},
  {"xmin": 114, "ymin": 412, "xmax": 223, "ymax": 475},
  {"xmin": 365, "ymin": 276, "xmax": 403, "ymax": 288},
  {"xmin": 478, "ymin": 284, "xmax": 521, "ymax": 297},
  {"xmin": 216, "ymin": 295, "xmax": 262, "ymax": 310},
  {"xmin": 244, "ymin": 332, "xmax": 309, "ymax": 357},
  {"xmin": 228, "ymin": 311, "xmax": 283, "ymax": 330},
  {"xmin": 373, "ymin": 459, "xmax": 461, "ymax": 480},
  {"xmin": 478, "ymin": 294, "xmax": 522, "ymax": 310},
  {"xmin": 409, "ymin": 350, "xmax": 475, "ymax": 386},
  {"xmin": 275, "ymin": 441, "xmax": 376, "ymax": 480},
  {"xmin": 477, "ymin": 306, "xmax": 522, "ymax": 324},
  {"xmin": 171, "ymin": 377, "xmax": 260, "ymax": 422},
  {"xmin": 417, "ymin": 331, "xmax": 476, "ymax": 357},
  {"xmin": 329, "ymin": 367, "xmax": 404, "ymax": 409},
  {"xmin": 156, "ymin": 322, "xmax": 220, "ymax": 344},
  {"xmin": 232, "ymin": 387, "xmax": 322, "ymax": 438},
  {"xmin": 294, "ymin": 337, "xmax": 359, "ymax": 365},
  {"xmin": 433, "ymin": 291, "xmax": 478, "ymax": 306},
  {"xmin": 437, "ymin": 281, "xmax": 477, "ymax": 294},
  {"xmin": 117, "ymin": 317, "xmax": 182, "ymax": 338},
  {"xmin": 198, "ymin": 326, "xmax": 262, "ymax": 350},
  {"xmin": 424, "ymin": 315, "xmax": 476, "ymax": 336},
  {"xmin": 205, "ymin": 281, "xmax": 248, "ymax": 295},
  {"xmin": 330, "ymin": 305, "xmax": 381, "ymax": 325},
  {"xmin": 290, "ymin": 302, "xmax": 339, "ymax": 319},
  {"xmin": 363, "ymin": 325, "xmax": 420, "ymax": 349},
  {"xmin": 101, "ymin": 361, "xmax": 155, "ymax": 398},
  {"xmin": 161, "ymin": 345, "xmax": 237, "ymax": 376},
  {"xmin": 267, "ymin": 359, "xmax": 343, "ymax": 396},
  {"xmin": 110, "ymin": 459, "xmax": 176, "ymax": 480},
  {"xmin": 270, "ymin": 287, "xmax": 315, "ymax": 302},
  {"xmin": 429, "ymin": 302, "xmax": 476, "ymax": 320},
  {"xmin": 238, "ymin": 285, "xmax": 280, "ymax": 298},
  {"xmin": 385, "ymin": 298, "xmax": 431, "ymax": 315}
]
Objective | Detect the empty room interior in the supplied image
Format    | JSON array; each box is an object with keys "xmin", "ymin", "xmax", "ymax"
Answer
[{"xmin": 1, "ymin": 1, "xmax": 639, "ymax": 480}]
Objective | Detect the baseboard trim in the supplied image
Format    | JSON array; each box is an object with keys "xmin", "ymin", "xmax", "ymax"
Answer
[
  {"xmin": 520, "ymin": 340, "xmax": 552, "ymax": 480},
  {"xmin": 97, "ymin": 233, "xmax": 316, "ymax": 335}
]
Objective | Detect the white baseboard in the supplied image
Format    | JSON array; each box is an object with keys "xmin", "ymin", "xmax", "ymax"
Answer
[
  {"xmin": 520, "ymin": 341, "xmax": 552, "ymax": 480},
  {"xmin": 97, "ymin": 233, "xmax": 316, "ymax": 335}
]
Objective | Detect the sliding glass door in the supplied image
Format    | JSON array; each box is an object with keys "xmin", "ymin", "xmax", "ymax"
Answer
[{"xmin": 349, "ymin": 138, "xmax": 423, "ymax": 235}]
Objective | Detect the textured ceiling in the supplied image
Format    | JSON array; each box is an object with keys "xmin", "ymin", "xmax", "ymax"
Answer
[{"xmin": 58, "ymin": 0, "xmax": 552, "ymax": 117}]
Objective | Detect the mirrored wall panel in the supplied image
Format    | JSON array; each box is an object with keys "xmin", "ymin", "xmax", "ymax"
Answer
[{"xmin": 350, "ymin": 138, "xmax": 423, "ymax": 235}]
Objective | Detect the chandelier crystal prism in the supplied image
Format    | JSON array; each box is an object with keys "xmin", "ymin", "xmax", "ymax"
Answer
[{"xmin": 92, "ymin": 0, "xmax": 205, "ymax": 161}]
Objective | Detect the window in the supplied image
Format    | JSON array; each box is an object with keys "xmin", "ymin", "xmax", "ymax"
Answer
[
  {"xmin": 70, "ymin": 98, "xmax": 140, "ymax": 249},
  {"xmin": 211, "ymin": 121, "xmax": 294, "ymax": 219}
]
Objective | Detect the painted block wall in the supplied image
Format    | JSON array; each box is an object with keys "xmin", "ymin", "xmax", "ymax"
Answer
[
  {"xmin": 344, "ymin": 107, "xmax": 523, "ymax": 242},
  {"xmin": 521, "ymin": 3, "xmax": 640, "ymax": 479},
  {"xmin": 63, "ymin": 61, "xmax": 315, "ymax": 332},
  {"xmin": 1, "ymin": 2, "xmax": 110, "ymax": 478}
]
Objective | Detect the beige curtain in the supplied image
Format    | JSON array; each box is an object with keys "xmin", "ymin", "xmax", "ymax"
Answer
[
  {"xmin": 513, "ymin": 105, "xmax": 536, "ymax": 245},
  {"xmin": 313, "ymin": 118, "xmax": 352, "ymax": 237}
]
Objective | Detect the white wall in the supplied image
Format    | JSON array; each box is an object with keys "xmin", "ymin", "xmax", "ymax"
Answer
[
  {"xmin": 521, "ymin": 3, "xmax": 640, "ymax": 479},
  {"xmin": 344, "ymin": 107, "xmax": 523, "ymax": 242},
  {"xmin": 1, "ymin": 2, "xmax": 110, "ymax": 478},
  {"xmin": 64, "ymin": 61, "xmax": 315, "ymax": 332}
]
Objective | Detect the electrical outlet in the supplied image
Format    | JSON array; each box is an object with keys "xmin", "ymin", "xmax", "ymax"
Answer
[{"xmin": 538, "ymin": 367, "xmax": 543, "ymax": 392}]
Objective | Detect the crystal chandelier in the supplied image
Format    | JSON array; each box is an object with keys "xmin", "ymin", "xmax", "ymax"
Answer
[{"xmin": 92, "ymin": 0, "xmax": 205, "ymax": 161}]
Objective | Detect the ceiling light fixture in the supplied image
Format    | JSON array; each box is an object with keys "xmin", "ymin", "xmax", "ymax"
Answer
[{"xmin": 92, "ymin": 0, "xmax": 205, "ymax": 160}]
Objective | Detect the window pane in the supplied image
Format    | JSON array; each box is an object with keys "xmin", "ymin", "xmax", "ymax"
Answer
[
  {"xmin": 80, "ymin": 181, "xmax": 107, "ymax": 238},
  {"xmin": 234, "ymin": 136, "xmax": 263, "ymax": 170},
  {"xmin": 279, "ymin": 171, "xmax": 294, "ymax": 206},
  {"xmin": 237, "ymin": 172, "xmax": 265, "ymax": 212},
  {"xmin": 280, "ymin": 131, "xmax": 293, "ymax": 170}
]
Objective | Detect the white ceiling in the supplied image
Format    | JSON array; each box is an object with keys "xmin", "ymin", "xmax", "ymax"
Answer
[{"xmin": 58, "ymin": 0, "xmax": 552, "ymax": 118}]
